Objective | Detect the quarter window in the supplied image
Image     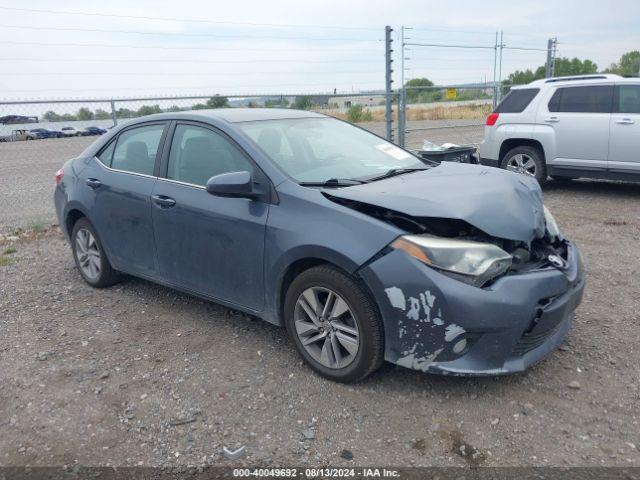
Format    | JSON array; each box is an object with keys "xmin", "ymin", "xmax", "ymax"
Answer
[
  {"xmin": 97, "ymin": 140, "xmax": 115, "ymax": 166},
  {"xmin": 110, "ymin": 124, "xmax": 165, "ymax": 175},
  {"xmin": 495, "ymin": 88, "xmax": 539, "ymax": 113},
  {"xmin": 616, "ymin": 85, "xmax": 640, "ymax": 114},
  {"xmin": 167, "ymin": 124, "xmax": 253, "ymax": 187},
  {"xmin": 548, "ymin": 85, "xmax": 613, "ymax": 113}
]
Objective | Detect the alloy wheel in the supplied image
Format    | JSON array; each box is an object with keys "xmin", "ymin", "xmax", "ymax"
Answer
[
  {"xmin": 293, "ymin": 287, "xmax": 360, "ymax": 369},
  {"xmin": 506, "ymin": 153, "xmax": 537, "ymax": 177},
  {"xmin": 75, "ymin": 228, "xmax": 101, "ymax": 280}
]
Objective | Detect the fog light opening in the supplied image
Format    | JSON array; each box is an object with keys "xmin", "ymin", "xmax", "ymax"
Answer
[{"xmin": 452, "ymin": 338, "xmax": 467, "ymax": 354}]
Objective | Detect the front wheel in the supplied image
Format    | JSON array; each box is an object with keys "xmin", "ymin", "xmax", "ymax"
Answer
[
  {"xmin": 501, "ymin": 146, "xmax": 546, "ymax": 183},
  {"xmin": 284, "ymin": 265, "xmax": 384, "ymax": 383},
  {"xmin": 71, "ymin": 218, "xmax": 120, "ymax": 288}
]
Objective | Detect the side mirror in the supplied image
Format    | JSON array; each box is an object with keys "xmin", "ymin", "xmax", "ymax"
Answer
[{"xmin": 206, "ymin": 171, "xmax": 257, "ymax": 199}]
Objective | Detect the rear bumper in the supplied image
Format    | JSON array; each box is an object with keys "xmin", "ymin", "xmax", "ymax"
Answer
[{"xmin": 359, "ymin": 241, "xmax": 585, "ymax": 376}]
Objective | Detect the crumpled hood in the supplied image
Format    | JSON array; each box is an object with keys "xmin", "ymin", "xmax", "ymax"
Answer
[{"xmin": 325, "ymin": 162, "xmax": 546, "ymax": 243}]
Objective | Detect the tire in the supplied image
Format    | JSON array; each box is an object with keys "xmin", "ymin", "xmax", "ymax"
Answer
[
  {"xmin": 500, "ymin": 146, "xmax": 546, "ymax": 183},
  {"xmin": 71, "ymin": 218, "xmax": 120, "ymax": 288},
  {"xmin": 284, "ymin": 265, "xmax": 384, "ymax": 383}
]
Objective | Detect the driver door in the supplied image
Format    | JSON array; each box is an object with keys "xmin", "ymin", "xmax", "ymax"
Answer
[{"xmin": 151, "ymin": 121, "xmax": 269, "ymax": 311}]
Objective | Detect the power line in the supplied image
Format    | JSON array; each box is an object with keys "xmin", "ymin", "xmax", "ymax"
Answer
[
  {"xmin": 1, "ymin": 40, "xmax": 378, "ymax": 52},
  {"xmin": 0, "ymin": 70, "xmax": 382, "ymax": 76},
  {"xmin": 0, "ymin": 58, "xmax": 376, "ymax": 64},
  {"xmin": 0, "ymin": 82, "xmax": 384, "ymax": 94},
  {"xmin": 0, "ymin": 5, "xmax": 380, "ymax": 31},
  {"xmin": 0, "ymin": 23, "xmax": 381, "ymax": 42}
]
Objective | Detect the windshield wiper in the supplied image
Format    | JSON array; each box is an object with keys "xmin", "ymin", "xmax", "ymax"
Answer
[
  {"xmin": 299, "ymin": 178, "xmax": 368, "ymax": 188},
  {"xmin": 366, "ymin": 167, "xmax": 427, "ymax": 182}
]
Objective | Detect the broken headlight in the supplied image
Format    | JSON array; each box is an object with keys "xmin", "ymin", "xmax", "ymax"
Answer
[
  {"xmin": 391, "ymin": 234, "xmax": 512, "ymax": 287},
  {"xmin": 543, "ymin": 205, "xmax": 561, "ymax": 239}
]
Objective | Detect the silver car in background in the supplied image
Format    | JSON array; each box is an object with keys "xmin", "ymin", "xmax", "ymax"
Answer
[{"xmin": 479, "ymin": 74, "xmax": 640, "ymax": 183}]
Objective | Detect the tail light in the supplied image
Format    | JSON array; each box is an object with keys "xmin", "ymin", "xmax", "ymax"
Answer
[
  {"xmin": 55, "ymin": 169, "xmax": 64, "ymax": 185},
  {"xmin": 486, "ymin": 112, "xmax": 499, "ymax": 126}
]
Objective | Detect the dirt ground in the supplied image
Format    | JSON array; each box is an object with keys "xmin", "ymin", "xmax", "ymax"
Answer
[{"xmin": 1, "ymin": 178, "xmax": 639, "ymax": 469}]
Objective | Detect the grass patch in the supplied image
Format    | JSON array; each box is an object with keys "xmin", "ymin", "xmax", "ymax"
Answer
[
  {"xmin": 0, "ymin": 255, "xmax": 16, "ymax": 266},
  {"xmin": 29, "ymin": 220, "xmax": 48, "ymax": 233},
  {"xmin": 3, "ymin": 247, "xmax": 16, "ymax": 255}
]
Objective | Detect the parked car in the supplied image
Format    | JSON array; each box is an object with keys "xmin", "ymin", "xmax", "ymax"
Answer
[
  {"xmin": 479, "ymin": 74, "xmax": 640, "ymax": 183},
  {"xmin": 82, "ymin": 126, "xmax": 108, "ymax": 136},
  {"xmin": 60, "ymin": 126, "xmax": 82, "ymax": 137},
  {"xmin": 54, "ymin": 109, "xmax": 584, "ymax": 382},
  {"xmin": 2, "ymin": 129, "xmax": 36, "ymax": 141},
  {"xmin": 30, "ymin": 128, "xmax": 61, "ymax": 139}
]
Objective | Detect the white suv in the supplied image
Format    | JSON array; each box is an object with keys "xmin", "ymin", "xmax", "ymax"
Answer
[{"xmin": 479, "ymin": 74, "xmax": 640, "ymax": 183}]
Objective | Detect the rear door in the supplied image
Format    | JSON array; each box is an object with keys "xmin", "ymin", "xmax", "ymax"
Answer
[
  {"xmin": 608, "ymin": 84, "xmax": 640, "ymax": 175},
  {"xmin": 544, "ymin": 84, "xmax": 613, "ymax": 172},
  {"xmin": 151, "ymin": 121, "xmax": 269, "ymax": 311},
  {"xmin": 87, "ymin": 122, "xmax": 168, "ymax": 277}
]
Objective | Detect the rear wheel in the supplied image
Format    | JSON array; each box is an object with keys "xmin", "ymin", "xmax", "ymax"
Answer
[
  {"xmin": 284, "ymin": 265, "xmax": 384, "ymax": 383},
  {"xmin": 71, "ymin": 218, "xmax": 120, "ymax": 288},
  {"xmin": 501, "ymin": 146, "xmax": 546, "ymax": 183}
]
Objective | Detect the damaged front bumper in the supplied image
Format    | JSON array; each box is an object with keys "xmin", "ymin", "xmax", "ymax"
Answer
[{"xmin": 359, "ymin": 241, "xmax": 585, "ymax": 376}]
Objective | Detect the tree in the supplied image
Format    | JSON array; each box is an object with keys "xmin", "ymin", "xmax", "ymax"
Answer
[
  {"xmin": 504, "ymin": 57, "xmax": 598, "ymax": 87},
  {"xmin": 117, "ymin": 108, "xmax": 136, "ymax": 119},
  {"xmin": 405, "ymin": 78, "xmax": 434, "ymax": 102},
  {"xmin": 76, "ymin": 107, "xmax": 94, "ymax": 121},
  {"xmin": 94, "ymin": 109, "xmax": 111, "ymax": 120},
  {"xmin": 137, "ymin": 104, "xmax": 162, "ymax": 116},
  {"xmin": 292, "ymin": 96, "xmax": 312, "ymax": 110},
  {"xmin": 265, "ymin": 97, "xmax": 289, "ymax": 108},
  {"xmin": 166, "ymin": 105, "xmax": 182, "ymax": 112},
  {"xmin": 43, "ymin": 110, "xmax": 61, "ymax": 122},
  {"xmin": 605, "ymin": 51, "xmax": 640, "ymax": 76},
  {"xmin": 206, "ymin": 95, "xmax": 229, "ymax": 108}
]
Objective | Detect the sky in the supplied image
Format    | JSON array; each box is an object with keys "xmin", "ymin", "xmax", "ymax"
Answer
[{"xmin": 0, "ymin": 0, "xmax": 639, "ymax": 101}]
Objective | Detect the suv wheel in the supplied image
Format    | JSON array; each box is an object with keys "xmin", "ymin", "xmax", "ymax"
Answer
[
  {"xmin": 501, "ymin": 146, "xmax": 546, "ymax": 183},
  {"xmin": 284, "ymin": 265, "xmax": 384, "ymax": 383},
  {"xmin": 71, "ymin": 218, "xmax": 120, "ymax": 288}
]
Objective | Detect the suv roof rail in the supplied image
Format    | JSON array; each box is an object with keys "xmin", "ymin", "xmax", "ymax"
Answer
[{"xmin": 543, "ymin": 74, "xmax": 620, "ymax": 83}]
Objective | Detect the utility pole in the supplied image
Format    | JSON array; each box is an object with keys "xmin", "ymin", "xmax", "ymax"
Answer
[
  {"xmin": 546, "ymin": 37, "xmax": 558, "ymax": 78},
  {"xmin": 384, "ymin": 26, "xmax": 394, "ymax": 143},
  {"xmin": 497, "ymin": 31, "xmax": 504, "ymax": 103},
  {"xmin": 492, "ymin": 31, "xmax": 498, "ymax": 109}
]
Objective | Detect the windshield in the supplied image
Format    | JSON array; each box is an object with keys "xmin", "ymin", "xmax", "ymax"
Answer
[{"xmin": 238, "ymin": 117, "xmax": 425, "ymax": 184}]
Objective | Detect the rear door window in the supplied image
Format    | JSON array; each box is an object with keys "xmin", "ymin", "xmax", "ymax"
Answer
[
  {"xmin": 615, "ymin": 85, "xmax": 640, "ymax": 114},
  {"xmin": 495, "ymin": 88, "xmax": 540, "ymax": 113},
  {"xmin": 548, "ymin": 85, "xmax": 613, "ymax": 113},
  {"xmin": 110, "ymin": 124, "xmax": 165, "ymax": 176}
]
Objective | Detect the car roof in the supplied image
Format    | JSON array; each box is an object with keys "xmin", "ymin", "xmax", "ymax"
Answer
[
  {"xmin": 128, "ymin": 108, "xmax": 326, "ymax": 124},
  {"xmin": 515, "ymin": 74, "xmax": 623, "ymax": 89}
]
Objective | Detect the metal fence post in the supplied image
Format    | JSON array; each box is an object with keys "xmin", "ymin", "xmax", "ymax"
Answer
[
  {"xmin": 398, "ymin": 26, "xmax": 406, "ymax": 148},
  {"xmin": 384, "ymin": 26, "xmax": 394, "ymax": 143},
  {"xmin": 110, "ymin": 100, "xmax": 118, "ymax": 127}
]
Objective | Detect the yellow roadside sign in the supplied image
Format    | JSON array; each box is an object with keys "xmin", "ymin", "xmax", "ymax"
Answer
[{"xmin": 445, "ymin": 88, "xmax": 457, "ymax": 100}]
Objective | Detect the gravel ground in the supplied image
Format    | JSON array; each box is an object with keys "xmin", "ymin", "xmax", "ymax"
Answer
[
  {"xmin": 1, "ymin": 124, "xmax": 639, "ymax": 468},
  {"xmin": 1, "ymin": 178, "xmax": 639, "ymax": 468}
]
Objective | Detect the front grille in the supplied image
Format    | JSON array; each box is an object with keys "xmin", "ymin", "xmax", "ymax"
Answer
[{"xmin": 512, "ymin": 323, "xmax": 561, "ymax": 356}]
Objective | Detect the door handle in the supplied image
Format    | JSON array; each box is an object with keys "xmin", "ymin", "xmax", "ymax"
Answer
[
  {"xmin": 544, "ymin": 116, "xmax": 559, "ymax": 123},
  {"xmin": 615, "ymin": 118, "xmax": 635, "ymax": 125},
  {"xmin": 85, "ymin": 178, "xmax": 102, "ymax": 189},
  {"xmin": 152, "ymin": 194, "xmax": 176, "ymax": 208}
]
